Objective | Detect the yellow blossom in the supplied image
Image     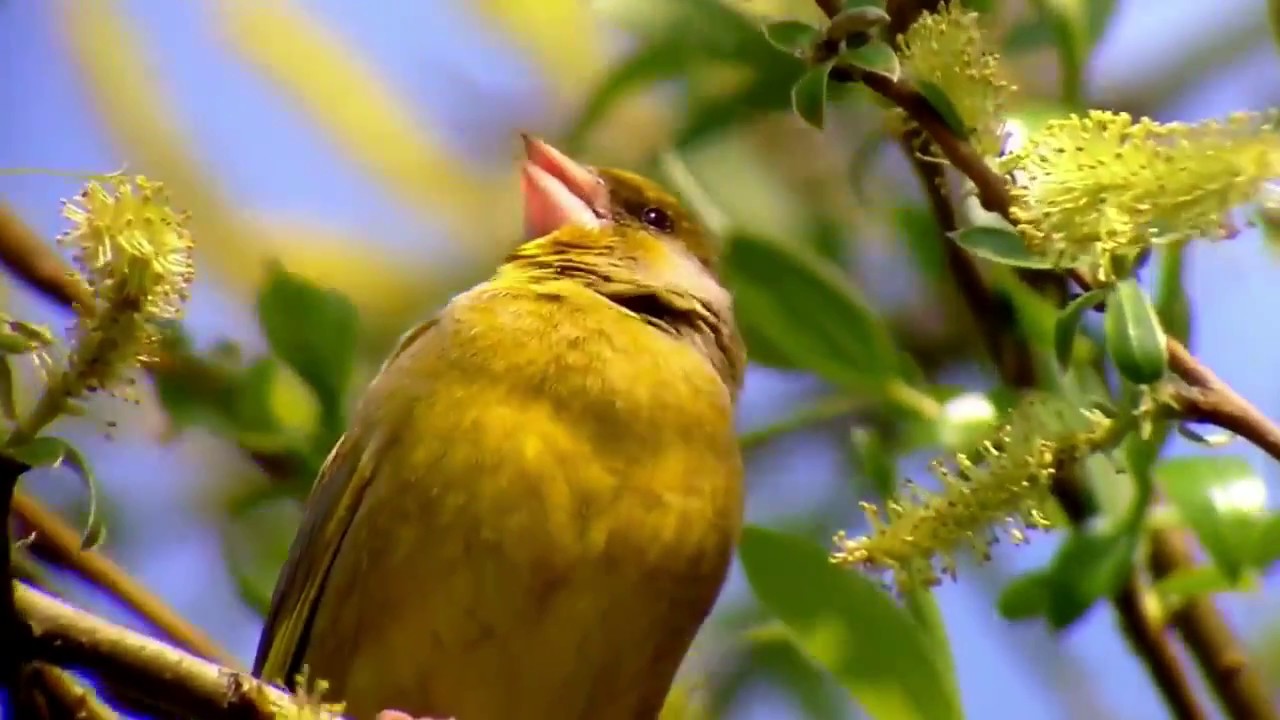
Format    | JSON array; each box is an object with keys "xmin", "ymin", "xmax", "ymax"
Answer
[
  {"xmin": 896, "ymin": 1, "xmax": 1012, "ymax": 158},
  {"xmin": 832, "ymin": 396, "xmax": 1109, "ymax": 593},
  {"xmin": 1001, "ymin": 109, "xmax": 1280, "ymax": 277},
  {"xmin": 6, "ymin": 175, "xmax": 194, "ymax": 446}
]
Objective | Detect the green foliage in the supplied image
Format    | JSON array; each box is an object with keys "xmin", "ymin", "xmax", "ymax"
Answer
[
  {"xmin": 763, "ymin": 21, "xmax": 821, "ymax": 57},
  {"xmin": 1154, "ymin": 455, "xmax": 1272, "ymax": 583},
  {"xmin": 257, "ymin": 261, "xmax": 360, "ymax": 441},
  {"xmin": 739, "ymin": 526, "xmax": 962, "ymax": 720},
  {"xmin": 915, "ymin": 82, "xmax": 970, "ymax": 140},
  {"xmin": 950, "ymin": 225, "xmax": 1056, "ymax": 269},
  {"xmin": 5, "ymin": 436, "xmax": 104, "ymax": 549},
  {"xmin": 1103, "ymin": 279, "xmax": 1168, "ymax": 385},
  {"xmin": 792, "ymin": 62, "xmax": 837, "ymax": 129},
  {"xmin": 838, "ymin": 40, "xmax": 901, "ymax": 80},
  {"xmin": 1054, "ymin": 288, "xmax": 1107, "ymax": 367},
  {"xmin": 722, "ymin": 232, "xmax": 909, "ymax": 393}
]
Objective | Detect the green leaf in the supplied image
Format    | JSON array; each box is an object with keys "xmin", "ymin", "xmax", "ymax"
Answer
[
  {"xmin": 222, "ymin": 493, "xmax": 301, "ymax": 616},
  {"xmin": 722, "ymin": 233, "xmax": 904, "ymax": 392},
  {"xmin": 713, "ymin": 620, "xmax": 849, "ymax": 720},
  {"xmin": 1154, "ymin": 455, "xmax": 1269, "ymax": 582},
  {"xmin": 1153, "ymin": 245, "xmax": 1191, "ymax": 344},
  {"xmin": 900, "ymin": 587, "xmax": 958, "ymax": 706},
  {"xmin": 1054, "ymin": 288, "xmax": 1107, "ymax": 367},
  {"xmin": 951, "ymin": 226, "xmax": 1056, "ymax": 269},
  {"xmin": 1248, "ymin": 512, "xmax": 1280, "ymax": 569},
  {"xmin": 257, "ymin": 261, "xmax": 360, "ymax": 433},
  {"xmin": 1044, "ymin": 526, "xmax": 1137, "ymax": 630},
  {"xmin": 1154, "ymin": 565, "xmax": 1236, "ymax": 609},
  {"xmin": 848, "ymin": 427, "xmax": 897, "ymax": 500},
  {"xmin": 838, "ymin": 38, "xmax": 900, "ymax": 80},
  {"xmin": 916, "ymin": 81, "xmax": 969, "ymax": 138},
  {"xmin": 763, "ymin": 20, "xmax": 820, "ymax": 56},
  {"xmin": 0, "ymin": 356, "xmax": 16, "ymax": 422},
  {"xmin": 997, "ymin": 570, "xmax": 1052, "ymax": 620},
  {"xmin": 1025, "ymin": 0, "xmax": 1118, "ymax": 105},
  {"xmin": 7, "ymin": 437, "xmax": 104, "ymax": 549},
  {"xmin": 1104, "ymin": 278, "xmax": 1168, "ymax": 385},
  {"xmin": 739, "ymin": 527, "xmax": 962, "ymax": 720},
  {"xmin": 791, "ymin": 61, "xmax": 834, "ymax": 129}
]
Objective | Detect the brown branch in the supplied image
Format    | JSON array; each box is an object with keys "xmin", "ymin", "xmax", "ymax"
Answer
[
  {"xmin": 11, "ymin": 492, "xmax": 239, "ymax": 669},
  {"xmin": 14, "ymin": 581, "xmax": 320, "ymax": 720},
  {"xmin": 16, "ymin": 662, "xmax": 119, "ymax": 720},
  {"xmin": 0, "ymin": 205, "xmax": 94, "ymax": 313}
]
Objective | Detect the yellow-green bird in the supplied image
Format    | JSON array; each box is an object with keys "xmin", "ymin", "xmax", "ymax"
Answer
[{"xmin": 253, "ymin": 136, "xmax": 747, "ymax": 720}]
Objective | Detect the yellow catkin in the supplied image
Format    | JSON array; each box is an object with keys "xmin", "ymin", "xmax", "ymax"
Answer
[
  {"xmin": 896, "ymin": 1, "xmax": 1014, "ymax": 158},
  {"xmin": 1001, "ymin": 109, "xmax": 1280, "ymax": 277},
  {"xmin": 833, "ymin": 396, "xmax": 1109, "ymax": 593}
]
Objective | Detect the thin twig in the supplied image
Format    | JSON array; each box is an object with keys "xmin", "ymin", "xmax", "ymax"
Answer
[
  {"xmin": 15, "ymin": 581, "xmax": 315, "ymax": 720},
  {"xmin": 0, "ymin": 205, "xmax": 93, "ymax": 312},
  {"xmin": 11, "ymin": 492, "xmax": 239, "ymax": 668},
  {"xmin": 17, "ymin": 662, "xmax": 119, "ymax": 720}
]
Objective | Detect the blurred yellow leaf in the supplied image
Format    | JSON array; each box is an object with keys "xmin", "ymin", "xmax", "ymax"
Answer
[
  {"xmin": 474, "ymin": 0, "xmax": 609, "ymax": 96},
  {"xmin": 212, "ymin": 0, "xmax": 499, "ymax": 232},
  {"xmin": 57, "ymin": 0, "xmax": 436, "ymax": 321}
]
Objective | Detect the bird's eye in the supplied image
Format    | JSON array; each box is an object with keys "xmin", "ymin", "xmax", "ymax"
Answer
[{"xmin": 639, "ymin": 206, "xmax": 674, "ymax": 233}]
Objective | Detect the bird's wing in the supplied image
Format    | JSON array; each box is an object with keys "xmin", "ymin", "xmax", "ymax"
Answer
[{"xmin": 252, "ymin": 318, "xmax": 439, "ymax": 683}]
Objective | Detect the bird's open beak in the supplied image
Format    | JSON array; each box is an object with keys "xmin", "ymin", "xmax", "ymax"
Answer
[{"xmin": 520, "ymin": 135, "xmax": 610, "ymax": 240}]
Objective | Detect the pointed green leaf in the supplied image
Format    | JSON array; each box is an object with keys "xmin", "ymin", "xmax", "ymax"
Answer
[
  {"xmin": 838, "ymin": 38, "xmax": 900, "ymax": 80},
  {"xmin": 763, "ymin": 20, "xmax": 820, "ymax": 56},
  {"xmin": 1153, "ymin": 246, "xmax": 1191, "ymax": 344},
  {"xmin": 951, "ymin": 226, "xmax": 1056, "ymax": 269},
  {"xmin": 7, "ymin": 436, "xmax": 104, "ymax": 549},
  {"xmin": 848, "ymin": 427, "xmax": 897, "ymax": 500},
  {"xmin": 1054, "ymin": 288, "xmax": 1107, "ymax": 367},
  {"xmin": 1248, "ymin": 512, "xmax": 1280, "ymax": 569},
  {"xmin": 1155, "ymin": 455, "xmax": 1268, "ymax": 582},
  {"xmin": 723, "ymin": 233, "xmax": 905, "ymax": 392},
  {"xmin": 997, "ymin": 570, "xmax": 1051, "ymax": 620},
  {"xmin": 1154, "ymin": 565, "xmax": 1235, "ymax": 609},
  {"xmin": 257, "ymin": 261, "xmax": 360, "ymax": 433},
  {"xmin": 739, "ymin": 526, "xmax": 962, "ymax": 720},
  {"xmin": 0, "ymin": 356, "xmax": 16, "ymax": 422},
  {"xmin": 1044, "ymin": 526, "xmax": 1137, "ymax": 630},
  {"xmin": 792, "ymin": 61, "xmax": 835, "ymax": 129},
  {"xmin": 1104, "ymin": 278, "xmax": 1167, "ymax": 385},
  {"xmin": 916, "ymin": 81, "xmax": 969, "ymax": 138},
  {"xmin": 828, "ymin": 6, "xmax": 891, "ymax": 42},
  {"xmin": 222, "ymin": 493, "xmax": 301, "ymax": 615}
]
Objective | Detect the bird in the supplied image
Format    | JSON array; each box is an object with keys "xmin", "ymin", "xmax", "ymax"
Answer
[{"xmin": 252, "ymin": 135, "xmax": 747, "ymax": 720}]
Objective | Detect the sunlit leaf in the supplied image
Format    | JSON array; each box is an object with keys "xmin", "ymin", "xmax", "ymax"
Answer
[
  {"xmin": 723, "ymin": 233, "xmax": 905, "ymax": 392},
  {"xmin": 740, "ymin": 527, "xmax": 962, "ymax": 720},
  {"xmin": 1054, "ymin": 288, "xmax": 1107, "ymax": 367},
  {"xmin": 0, "ymin": 356, "xmax": 15, "ymax": 422},
  {"xmin": 1044, "ymin": 525, "xmax": 1137, "ymax": 630},
  {"xmin": 222, "ymin": 492, "xmax": 302, "ymax": 616},
  {"xmin": 1155, "ymin": 455, "xmax": 1269, "ymax": 582},
  {"xmin": 763, "ymin": 20, "xmax": 820, "ymax": 56},
  {"xmin": 951, "ymin": 226, "xmax": 1056, "ymax": 269},
  {"xmin": 1104, "ymin": 278, "xmax": 1168, "ymax": 385},
  {"xmin": 7, "ymin": 437, "xmax": 104, "ymax": 549},
  {"xmin": 257, "ymin": 262, "xmax": 360, "ymax": 437},
  {"xmin": 791, "ymin": 62, "xmax": 835, "ymax": 129},
  {"xmin": 838, "ymin": 39, "xmax": 900, "ymax": 80},
  {"xmin": 1154, "ymin": 565, "xmax": 1236, "ymax": 609},
  {"xmin": 997, "ymin": 570, "xmax": 1051, "ymax": 620}
]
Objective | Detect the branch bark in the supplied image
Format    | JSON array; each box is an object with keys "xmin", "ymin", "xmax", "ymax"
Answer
[{"xmin": 15, "ymin": 581, "xmax": 317, "ymax": 720}]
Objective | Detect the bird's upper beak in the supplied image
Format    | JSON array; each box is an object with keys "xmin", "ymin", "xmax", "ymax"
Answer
[{"xmin": 520, "ymin": 135, "xmax": 610, "ymax": 240}]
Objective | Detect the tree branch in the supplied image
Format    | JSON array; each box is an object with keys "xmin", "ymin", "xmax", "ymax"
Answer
[
  {"xmin": 0, "ymin": 205, "xmax": 94, "ymax": 313},
  {"xmin": 10, "ymin": 492, "xmax": 239, "ymax": 668},
  {"xmin": 14, "ymin": 581, "xmax": 321, "ymax": 720}
]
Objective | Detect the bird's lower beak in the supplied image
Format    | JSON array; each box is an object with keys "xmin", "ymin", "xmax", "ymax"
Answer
[{"xmin": 520, "ymin": 135, "xmax": 610, "ymax": 240}]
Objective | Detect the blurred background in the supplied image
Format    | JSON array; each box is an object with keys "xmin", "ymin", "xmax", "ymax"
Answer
[{"xmin": 3, "ymin": 0, "xmax": 1280, "ymax": 718}]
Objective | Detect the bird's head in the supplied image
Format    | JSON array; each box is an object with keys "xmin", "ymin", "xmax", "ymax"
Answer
[{"xmin": 511, "ymin": 136, "xmax": 743, "ymax": 389}]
